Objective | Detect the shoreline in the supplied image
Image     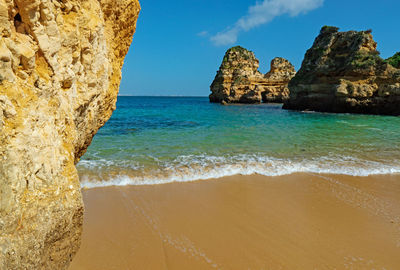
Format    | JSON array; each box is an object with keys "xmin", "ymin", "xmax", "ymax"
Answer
[
  {"xmin": 78, "ymin": 170, "xmax": 400, "ymax": 189},
  {"xmin": 70, "ymin": 173, "xmax": 400, "ymax": 269}
]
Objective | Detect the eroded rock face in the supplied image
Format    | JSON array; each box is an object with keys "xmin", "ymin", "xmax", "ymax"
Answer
[
  {"xmin": 209, "ymin": 46, "xmax": 295, "ymax": 104},
  {"xmin": 261, "ymin": 57, "xmax": 296, "ymax": 103},
  {"xmin": 283, "ymin": 26, "xmax": 400, "ymax": 115},
  {"xmin": 0, "ymin": 0, "xmax": 140, "ymax": 269}
]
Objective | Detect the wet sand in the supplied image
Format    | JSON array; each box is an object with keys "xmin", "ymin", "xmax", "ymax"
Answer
[{"xmin": 69, "ymin": 173, "xmax": 400, "ymax": 269}]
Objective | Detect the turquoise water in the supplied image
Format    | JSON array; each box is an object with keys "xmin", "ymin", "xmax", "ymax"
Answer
[{"xmin": 77, "ymin": 96, "xmax": 400, "ymax": 187}]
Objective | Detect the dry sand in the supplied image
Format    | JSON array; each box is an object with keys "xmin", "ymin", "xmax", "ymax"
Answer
[{"xmin": 69, "ymin": 173, "xmax": 400, "ymax": 269}]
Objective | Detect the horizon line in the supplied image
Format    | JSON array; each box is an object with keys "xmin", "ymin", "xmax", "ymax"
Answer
[{"xmin": 118, "ymin": 95, "xmax": 209, "ymax": 97}]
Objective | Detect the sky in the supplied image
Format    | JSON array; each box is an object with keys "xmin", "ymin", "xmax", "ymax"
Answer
[{"xmin": 119, "ymin": 0, "xmax": 400, "ymax": 96}]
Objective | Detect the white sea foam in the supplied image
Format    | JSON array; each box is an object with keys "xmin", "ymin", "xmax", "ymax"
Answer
[{"xmin": 78, "ymin": 154, "xmax": 400, "ymax": 189}]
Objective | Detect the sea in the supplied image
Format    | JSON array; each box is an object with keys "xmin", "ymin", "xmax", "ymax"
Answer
[{"xmin": 77, "ymin": 96, "xmax": 400, "ymax": 188}]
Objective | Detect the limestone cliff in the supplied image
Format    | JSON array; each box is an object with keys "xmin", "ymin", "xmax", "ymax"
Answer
[
  {"xmin": 261, "ymin": 57, "xmax": 296, "ymax": 103},
  {"xmin": 0, "ymin": 0, "xmax": 140, "ymax": 269},
  {"xmin": 283, "ymin": 26, "xmax": 400, "ymax": 115},
  {"xmin": 209, "ymin": 46, "xmax": 295, "ymax": 104}
]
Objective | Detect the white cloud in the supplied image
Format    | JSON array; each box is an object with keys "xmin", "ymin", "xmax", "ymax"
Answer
[
  {"xmin": 211, "ymin": 0, "xmax": 324, "ymax": 46},
  {"xmin": 197, "ymin": 31, "xmax": 209, "ymax": 37}
]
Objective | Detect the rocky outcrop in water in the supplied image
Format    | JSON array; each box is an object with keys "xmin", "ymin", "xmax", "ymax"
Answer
[
  {"xmin": 0, "ymin": 0, "xmax": 140, "ymax": 269},
  {"xmin": 262, "ymin": 57, "xmax": 297, "ymax": 103},
  {"xmin": 209, "ymin": 46, "xmax": 296, "ymax": 104},
  {"xmin": 283, "ymin": 26, "xmax": 400, "ymax": 115}
]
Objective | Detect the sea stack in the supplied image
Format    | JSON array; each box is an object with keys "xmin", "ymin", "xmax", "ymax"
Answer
[
  {"xmin": 0, "ymin": 0, "xmax": 140, "ymax": 269},
  {"xmin": 283, "ymin": 26, "xmax": 400, "ymax": 115},
  {"xmin": 209, "ymin": 46, "xmax": 296, "ymax": 104},
  {"xmin": 262, "ymin": 57, "xmax": 297, "ymax": 103}
]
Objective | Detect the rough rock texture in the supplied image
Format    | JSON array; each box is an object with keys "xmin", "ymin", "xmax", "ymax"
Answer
[
  {"xmin": 209, "ymin": 46, "xmax": 295, "ymax": 104},
  {"xmin": 0, "ymin": 0, "xmax": 140, "ymax": 269},
  {"xmin": 283, "ymin": 26, "xmax": 400, "ymax": 115},
  {"xmin": 262, "ymin": 57, "xmax": 296, "ymax": 103}
]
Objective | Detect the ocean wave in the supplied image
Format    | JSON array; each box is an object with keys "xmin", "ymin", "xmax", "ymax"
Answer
[{"xmin": 77, "ymin": 154, "xmax": 400, "ymax": 188}]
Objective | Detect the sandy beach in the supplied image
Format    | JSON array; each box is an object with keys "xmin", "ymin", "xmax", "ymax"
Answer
[{"xmin": 69, "ymin": 173, "xmax": 400, "ymax": 269}]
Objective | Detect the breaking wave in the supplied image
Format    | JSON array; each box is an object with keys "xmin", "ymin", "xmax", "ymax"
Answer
[{"xmin": 78, "ymin": 154, "xmax": 400, "ymax": 188}]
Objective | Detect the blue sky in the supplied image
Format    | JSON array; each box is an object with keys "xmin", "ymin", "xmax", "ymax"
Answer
[{"xmin": 119, "ymin": 0, "xmax": 399, "ymax": 96}]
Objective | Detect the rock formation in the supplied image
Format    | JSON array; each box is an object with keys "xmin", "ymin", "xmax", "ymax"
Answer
[
  {"xmin": 283, "ymin": 26, "xmax": 400, "ymax": 115},
  {"xmin": 0, "ymin": 0, "xmax": 140, "ymax": 269},
  {"xmin": 262, "ymin": 57, "xmax": 297, "ymax": 103},
  {"xmin": 209, "ymin": 46, "xmax": 296, "ymax": 104}
]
